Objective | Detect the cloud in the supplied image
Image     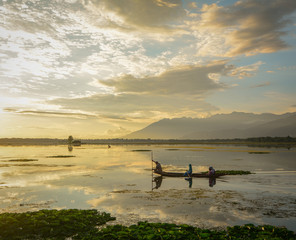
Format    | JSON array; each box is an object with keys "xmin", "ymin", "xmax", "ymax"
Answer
[
  {"xmin": 99, "ymin": 63, "xmax": 228, "ymax": 95},
  {"xmin": 1, "ymin": 0, "xmax": 187, "ymax": 99},
  {"xmin": 200, "ymin": 0, "xmax": 296, "ymax": 56},
  {"xmin": 106, "ymin": 127, "xmax": 132, "ymax": 137},
  {"xmin": 227, "ymin": 61, "xmax": 264, "ymax": 79},
  {"xmin": 251, "ymin": 82, "xmax": 271, "ymax": 88},
  {"xmin": 48, "ymin": 92, "xmax": 219, "ymax": 121},
  {"xmin": 89, "ymin": 0, "xmax": 186, "ymax": 32},
  {"xmin": 45, "ymin": 62, "xmax": 232, "ymax": 121},
  {"xmin": 47, "ymin": 61, "xmax": 264, "ymax": 122},
  {"xmin": 1, "ymin": 0, "xmax": 294, "ymax": 139},
  {"xmin": 4, "ymin": 108, "xmax": 96, "ymax": 119}
]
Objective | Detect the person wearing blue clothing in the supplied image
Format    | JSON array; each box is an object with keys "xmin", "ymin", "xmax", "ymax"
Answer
[{"xmin": 184, "ymin": 164, "xmax": 192, "ymax": 177}]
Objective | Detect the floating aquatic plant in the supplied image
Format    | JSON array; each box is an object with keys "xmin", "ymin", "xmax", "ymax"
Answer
[
  {"xmin": 46, "ymin": 155, "xmax": 76, "ymax": 158},
  {"xmin": 6, "ymin": 159, "xmax": 38, "ymax": 162},
  {"xmin": 0, "ymin": 210, "xmax": 295, "ymax": 239},
  {"xmin": 0, "ymin": 209, "xmax": 115, "ymax": 239}
]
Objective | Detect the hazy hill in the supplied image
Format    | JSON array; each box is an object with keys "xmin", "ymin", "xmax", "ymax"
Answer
[{"xmin": 125, "ymin": 112, "xmax": 296, "ymax": 139}]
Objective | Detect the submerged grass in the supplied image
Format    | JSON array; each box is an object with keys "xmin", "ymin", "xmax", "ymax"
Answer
[{"xmin": 0, "ymin": 209, "xmax": 295, "ymax": 239}]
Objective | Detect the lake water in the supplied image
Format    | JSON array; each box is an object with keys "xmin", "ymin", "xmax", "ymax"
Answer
[{"xmin": 0, "ymin": 144, "xmax": 296, "ymax": 231}]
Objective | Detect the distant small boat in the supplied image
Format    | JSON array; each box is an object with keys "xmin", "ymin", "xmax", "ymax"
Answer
[{"xmin": 154, "ymin": 170, "xmax": 251, "ymax": 178}]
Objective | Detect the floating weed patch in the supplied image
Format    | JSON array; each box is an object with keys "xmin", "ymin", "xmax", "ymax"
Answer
[
  {"xmin": 0, "ymin": 209, "xmax": 115, "ymax": 240},
  {"xmin": 0, "ymin": 163, "xmax": 75, "ymax": 168},
  {"xmin": 216, "ymin": 170, "xmax": 252, "ymax": 175},
  {"xmin": 200, "ymin": 170, "xmax": 252, "ymax": 175},
  {"xmin": 0, "ymin": 210, "xmax": 294, "ymax": 239},
  {"xmin": 248, "ymin": 151, "xmax": 271, "ymax": 154},
  {"xmin": 46, "ymin": 155, "xmax": 76, "ymax": 158},
  {"xmin": 111, "ymin": 189, "xmax": 141, "ymax": 194},
  {"xmin": 5, "ymin": 159, "xmax": 38, "ymax": 162},
  {"xmin": 131, "ymin": 149, "xmax": 151, "ymax": 152},
  {"xmin": 96, "ymin": 222, "xmax": 296, "ymax": 240}
]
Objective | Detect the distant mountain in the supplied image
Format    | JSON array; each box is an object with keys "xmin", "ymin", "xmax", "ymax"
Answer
[{"xmin": 125, "ymin": 112, "xmax": 296, "ymax": 139}]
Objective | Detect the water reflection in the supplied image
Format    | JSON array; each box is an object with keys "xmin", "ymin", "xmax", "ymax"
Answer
[
  {"xmin": 152, "ymin": 175, "xmax": 216, "ymax": 189},
  {"xmin": 0, "ymin": 145, "xmax": 295, "ymax": 231},
  {"xmin": 209, "ymin": 177, "xmax": 216, "ymax": 187},
  {"xmin": 185, "ymin": 177, "xmax": 192, "ymax": 188},
  {"xmin": 152, "ymin": 176, "xmax": 163, "ymax": 190},
  {"xmin": 68, "ymin": 145, "xmax": 73, "ymax": 152}
]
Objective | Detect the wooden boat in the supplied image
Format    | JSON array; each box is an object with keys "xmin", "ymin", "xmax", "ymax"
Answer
[{"xmin": 154, "ymin": 170, "xmax": 251, "ymax": 178}]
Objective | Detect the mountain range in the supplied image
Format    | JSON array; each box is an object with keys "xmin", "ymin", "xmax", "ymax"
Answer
[{"xmin": 125, "ymin": 112, "xmax": 296, "ymax": 139}]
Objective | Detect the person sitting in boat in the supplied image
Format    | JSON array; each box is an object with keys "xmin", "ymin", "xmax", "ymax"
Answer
[
  {"xmin": 152, "ymin": 160, "xmax": 162, "ymax": 174},
  {"xmin": 208, "ymin": 166, "xmax": 215, "ymax": 177},
  {"xmin": 184, "ymin": 164, "xmax": 192, "ymax": 177}
]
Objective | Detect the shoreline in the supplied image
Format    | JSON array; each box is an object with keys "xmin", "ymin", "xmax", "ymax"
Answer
[{"xmin": 0, "ymin": 137, "xmax": 295, "ymax": 148}]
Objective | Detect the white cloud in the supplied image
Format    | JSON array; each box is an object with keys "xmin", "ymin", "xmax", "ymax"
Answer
[{"xmin": 106, "ymin": 127, "xmax": 132, "ymax": 138}]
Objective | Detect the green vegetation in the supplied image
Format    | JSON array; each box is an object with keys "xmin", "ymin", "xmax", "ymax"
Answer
[
  {"xmin": 6, "ymin": 159, "xmax": 38, "ymax": 162},
  {"xmin": 0, "ymin": 209, "xmax": 115, "ymax": 240},
  {"xmin": 96, "ymin": 222, "xmax": 296, "ymax": 240},
  {"xmin": 215, "ymin": 170, "xmax": 252, "ymax": 175},
  {"xmin": 200, "ymin": 170, "xmax": 252, "ymax": 175},
  {"xmin": 1, "ymin": 210, "xmax": 295, "ymax": 239}
]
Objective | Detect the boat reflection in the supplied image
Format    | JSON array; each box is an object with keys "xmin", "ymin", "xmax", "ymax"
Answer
[{"xmin": 152, "ymin": 175, "xmax": 217, "ymax": 189}]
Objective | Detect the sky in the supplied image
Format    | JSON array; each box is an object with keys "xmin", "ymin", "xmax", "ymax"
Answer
[{"xmin": 0, "ymin": 0, "xmax": 296, "ymax": 139}]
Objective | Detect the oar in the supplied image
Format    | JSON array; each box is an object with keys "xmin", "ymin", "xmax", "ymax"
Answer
[{"xmin": 151, "ymin": 150, "xmax": 153, "ymax": 190}]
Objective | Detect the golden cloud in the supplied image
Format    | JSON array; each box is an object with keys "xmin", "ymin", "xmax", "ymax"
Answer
[{"xmin": 200, "ymin": 0, "xmax": 296, "ymax": 56}]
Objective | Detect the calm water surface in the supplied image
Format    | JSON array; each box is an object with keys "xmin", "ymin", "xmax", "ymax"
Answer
[{"xmin": 0, "ymin": 144, "xmax": 295, "ymax": 231}]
